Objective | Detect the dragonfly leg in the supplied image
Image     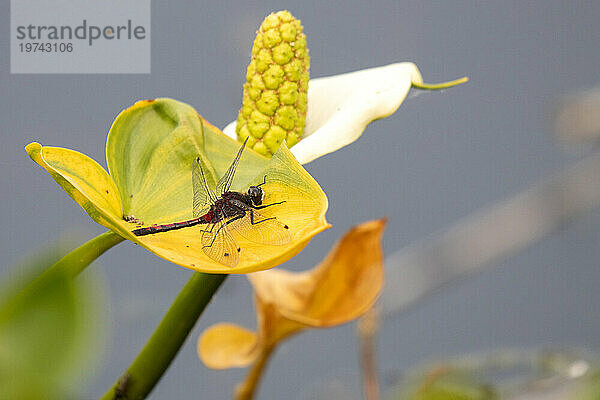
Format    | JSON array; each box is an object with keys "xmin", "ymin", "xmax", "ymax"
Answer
[
  {"xmin": 224, "ymin": 212, "xmax": 245, "ymax": 226},
  {"xmin": 253, "ymin": 200, "xmax": 285, "ymax": 210},
  {"xmin": 202, "ymin": 224, "xmax": 223, "ymax": 249},
  {"xmin": 199, "ymin": 223, "xmax": 215, "ymax": 234},
  {"xmin": 249, "ymin": 209, "xmax": 276, "ymax": 225},
  {"xmin": 203, "ymin": 214, "xmax": 244, "ymax": 249}
]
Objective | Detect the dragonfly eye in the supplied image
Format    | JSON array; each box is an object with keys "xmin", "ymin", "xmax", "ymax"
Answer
[{"xmin": 248, "ymin": 186, "xmax": 264, "ymax": 205}]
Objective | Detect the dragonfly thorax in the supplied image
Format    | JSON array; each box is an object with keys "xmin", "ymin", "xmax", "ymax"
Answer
[{"xmin": 212, "ymin": 190, "xmax": 260, "ymax": 220}]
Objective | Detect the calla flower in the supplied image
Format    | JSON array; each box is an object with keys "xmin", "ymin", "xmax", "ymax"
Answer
[
  {"xmin": 224, "ymin": 63, "xmax": 467, "ymax": 164},
  {"xmin": 198, "ymin": 219, "xmax": 385, "ymax": 398},
  {"xmin": 25, "ymin": 98, "xmax": 329, "ymax": 274}
]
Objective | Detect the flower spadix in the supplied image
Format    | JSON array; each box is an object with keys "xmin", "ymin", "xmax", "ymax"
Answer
[
  {"xmin": 198, "ymin": 219, "xmax": 385, "ymax": 369},
  {"xmin": 225, "ymin": 63, "xmax": 468, "ymax": 164},
  {"xmin": 25, "ymin": 98, "xmax": 329, "ymax": 274}
]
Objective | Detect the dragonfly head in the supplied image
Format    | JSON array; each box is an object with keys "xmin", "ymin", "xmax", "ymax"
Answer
[{"xmin": 248, "ymin": 185, "xmax": 264, "ymax": 206}]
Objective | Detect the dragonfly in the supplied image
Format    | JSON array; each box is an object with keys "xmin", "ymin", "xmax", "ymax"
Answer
[{"xmin": 131, "ymin": 138, "xmax": 292, "ymax": 267}]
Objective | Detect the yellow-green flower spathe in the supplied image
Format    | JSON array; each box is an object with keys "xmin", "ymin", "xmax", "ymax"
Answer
[{"xmin": 26, "ymin": 98, "xmax": 329, "ymax": 274}]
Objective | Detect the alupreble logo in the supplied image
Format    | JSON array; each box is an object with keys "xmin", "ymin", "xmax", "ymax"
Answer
[{"xmin": 11, "ymin": 0, "xmax": 151, "ymax": 74}]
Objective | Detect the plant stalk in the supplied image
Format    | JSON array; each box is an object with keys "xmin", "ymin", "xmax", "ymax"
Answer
[
  {"xmin": 357, "ymin": 308, "xmax": 381, "ymax": 400},
  {"xmin": 100, "ymin": 272, "xmax": 227, "ymax": 400},
  {"xmin": 234, "ymin": 344, "xmax": 277, "ymax": 400},
  {"xmin": 45, "ymin": 230, "xmax": 125, "ymax": 278},
  {"xmin": 412, "ymin": 76, "xmax": 469, "ymax": 90}
]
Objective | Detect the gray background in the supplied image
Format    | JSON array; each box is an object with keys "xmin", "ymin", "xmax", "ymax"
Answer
[{"xmin": 2, "ymin": 1, "xmax": 600, "ymax": 399}]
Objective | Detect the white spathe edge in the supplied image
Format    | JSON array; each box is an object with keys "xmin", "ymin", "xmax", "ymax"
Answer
[{"xmin": 223, "ymin": 62, "xmax": 423, "ymax": 164}]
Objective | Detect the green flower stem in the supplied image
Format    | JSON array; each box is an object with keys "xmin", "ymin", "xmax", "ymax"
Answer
[
  {"xmin": 100, "ymin": 272, "xmax": 227, "ymax": 400},
  {"xmin": 0, "ymin": 231, "xmax": 124, "ymax": 322},
  {"xmin": 412, "ymin": 76, "xmax": 469, "ymax": 90},
  {"xmin": 45, "ymin": 230, "xmax": 124, "ymax": 278}
]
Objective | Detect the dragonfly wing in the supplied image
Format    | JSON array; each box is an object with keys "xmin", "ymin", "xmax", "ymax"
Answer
[
  {"xmin": 216, "ymin": 138, "xmax": 248, "ymax": 197},
  {"xmin": 193, "ymin": 156, "xmax": 217, "ymax": 218},
  {"xmin": 227, "ymin": 208, "xmax": 292, "ymax": 246},
  {"xmin": 201, "ymin": 221, "xmax": 240, "ymax": 268}
]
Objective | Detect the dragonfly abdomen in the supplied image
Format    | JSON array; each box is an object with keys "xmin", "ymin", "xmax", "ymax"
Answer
[{"xmin": 132, "ymin": 217, "xmax": 206, "ymax": 236}]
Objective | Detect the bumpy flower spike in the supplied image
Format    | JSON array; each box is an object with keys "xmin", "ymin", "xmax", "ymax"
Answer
[
  {"xmin": 227, "ymin": 11, "xmax": 468, "ymax": 165},
  {"xmin": 236, "ymin": 10, "xmax": 309, "ymax": 156}
]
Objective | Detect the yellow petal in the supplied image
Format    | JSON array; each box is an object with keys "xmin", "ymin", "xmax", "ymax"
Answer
[
  {"xmin": 199, "ymin": 303, "xmax": 305, "ymax": 370},
  {"xmin": 198, "ymin": 323, "xmax": 260, "ymax": 369},
  {"xmin": 115, "ymin": 99, "xmax": 329, "ymax": 274},
  {"xmin": 199, "ymin": 220, "xmax": 385, "ymax": 371},
  {"xmin": 254, "ymin": 300, "xmax": 305, "ymax": 346},
  {"xmin": 132, "ymin": 139, "xmax": 330, "ymax": 274},
  {"xmin": 27, "ymin": 98, "xmax": 329, "ymax": 274},
  {"xmin": 25, "ymin": 143, "xmax": 128, "ymax": 236},
  {"xmin": 249, "ymin": 219, "xmax": 386, "ymax": 327}
]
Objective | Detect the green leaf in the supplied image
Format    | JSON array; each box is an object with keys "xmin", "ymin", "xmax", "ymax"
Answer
[{"xmin": 0, "ymin": 247, "xmax": 106, "ymax": 400}]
